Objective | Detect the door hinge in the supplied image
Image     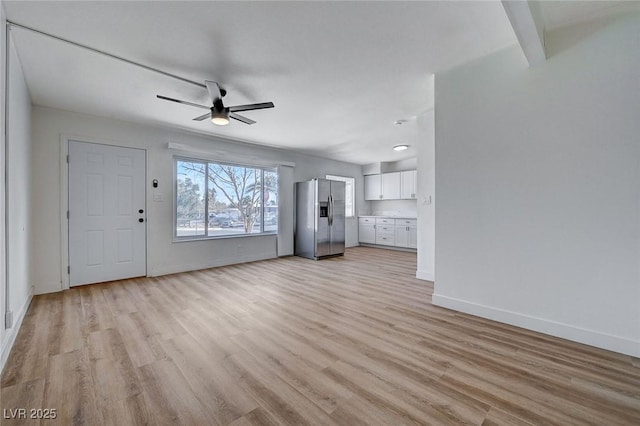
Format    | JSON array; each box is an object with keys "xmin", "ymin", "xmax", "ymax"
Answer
[{"xmin": 67, "ymin": 265, "xmax": 70, "ymax": 274}]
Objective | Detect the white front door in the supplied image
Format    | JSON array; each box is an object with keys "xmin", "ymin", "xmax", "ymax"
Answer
[{"xmin": 68, "ymin": 141, "xmax": 146, "ymax": 286}]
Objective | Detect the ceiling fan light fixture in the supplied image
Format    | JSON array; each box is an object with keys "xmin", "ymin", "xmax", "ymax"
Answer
[
  {"xmin": 158, "ymin": 81, "xmax": 274, "ymax": 126},
  {"xmin": 211, "ymin": 110, "xmax": 230, "ymax": 126},
  {"xmin": 393, "ymin": 144, "xmax": 409, "ymax": 151}
]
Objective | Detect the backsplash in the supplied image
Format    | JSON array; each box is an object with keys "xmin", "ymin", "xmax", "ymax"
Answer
[{"xmin": 360, "ymin": 199, "xmax": 417, "ymax": 217}]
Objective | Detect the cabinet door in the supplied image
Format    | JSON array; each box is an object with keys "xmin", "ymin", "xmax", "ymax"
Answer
[
  {"xmin": 395, "ymin": 225, "xmax": 409, "ymax": 247},
  {"xmin": 401, "ymin": 170, "xmax": 417, "ymax": 199},
  {"xmin": 381, "ymin": 172, "xmax": 401, "ymax": 200},
  {"xmin": 358, "ymin": 223, "xmax": 376, "ymax": 244},
  {"xmin": 364, "ymin": 174, "xmax": 382, "ymax": 200},
  {"xmin": 408, "ymin": 226, "xmax": 418, "ymax": 248}
]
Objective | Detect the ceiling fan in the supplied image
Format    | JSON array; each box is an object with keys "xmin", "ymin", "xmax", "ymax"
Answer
[{"xmin": 157, "ymin": 81, "xmax": 274, "ymax": 126}]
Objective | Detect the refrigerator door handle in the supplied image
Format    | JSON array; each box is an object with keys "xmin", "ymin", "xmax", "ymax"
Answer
[
  {"xmin": 332, "ymin": 195, "xmax": 335, "ymax": 226},
  {"xmin": 331, "ymin": 195, "xmax": 335, "ymax": 226},
  {"xmin": 328, "ymin": 195, "xmax": 333, "ymax": 226}
]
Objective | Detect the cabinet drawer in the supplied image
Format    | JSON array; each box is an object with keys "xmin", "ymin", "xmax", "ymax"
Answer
[
  {"xmin": 397, "ymin": 219, "xmax": 417, "ymax": 227},
  {"xmin": 375, "ymin": 218, "xmax": 395, "ymax": 225},
  {"xmin": 375, "ymin": 235, "xmax": 395, "ymax": 246},
  {"xmin": 376, "ymin": 225, "xmax": 395, "ymax": 235},
  {"xmin": 358, "ymin": 217, "xmax": 375, "ymax": 224}
]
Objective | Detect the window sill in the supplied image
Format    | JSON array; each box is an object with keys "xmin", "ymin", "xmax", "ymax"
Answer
[{"xmin": 173, "ymin": 231, "xmax": 277, "ymax": 243}]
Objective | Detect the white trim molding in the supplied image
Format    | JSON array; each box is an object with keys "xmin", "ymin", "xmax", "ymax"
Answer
[
  {"xmin": 59, "ymin": 134, "xmax": 69, "ymax": 290},
  {"xmin": 167, "ymin": 142, "xmax": 295, "ymax": 168},
  {"xmin": 416, "ymin": 269, "xmax": 434, "ymax": 281},
  {"xmin": 0, "ymin": 290, "xmax": 32, "ymax": 373},
  {"xmin": 432, "ymin": 293, "xmax": 640, "ymax": 357},
  {"xmin": 501, "ymin": 0, "xmax": 546, "ymax": 66}
]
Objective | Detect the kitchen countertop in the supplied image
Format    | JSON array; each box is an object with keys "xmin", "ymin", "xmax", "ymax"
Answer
[{"xmin": 359, "ymin": 215, "xmax": 417, "ymax": 220}]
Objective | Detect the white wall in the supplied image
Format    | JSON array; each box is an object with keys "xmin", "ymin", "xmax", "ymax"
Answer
[
  {"xmin": 362, "ymin": 158, "xmax": 417, "ymax": 176},
  {"xmin": 30, "ymin": 107, "xmax": 364, "ymax": 294},
  {"xmin": 433, "ymin": 14, "xmax": 640, "ymax": 356},
  {"xmin": 0, "ymin": 0, "xmax": 6, "ymax": 365},
  {"xmin": 1, "ymin": 25, "xmax": 33, "ymax": 370},
  {"xmin": 7, "ymin": 33, "xmax": 32, "ymax": 322},
  {"xmin": 416, "ymin": 110, "xmax": 435, "ymax": 281}
]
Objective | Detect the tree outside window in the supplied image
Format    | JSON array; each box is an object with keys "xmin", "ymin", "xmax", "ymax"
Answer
[{"xmin": 175, "ymin": 159, "xmax": 278, "ymax": 238}]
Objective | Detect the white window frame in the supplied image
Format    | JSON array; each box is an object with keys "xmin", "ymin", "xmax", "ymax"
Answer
[
  {"xmin": 174, "ymin": 156, "xmax": 278, "ymax": 240},
  {"xmin": 326, "ymin": 174, "xmax": 355, "ymax": 217}
]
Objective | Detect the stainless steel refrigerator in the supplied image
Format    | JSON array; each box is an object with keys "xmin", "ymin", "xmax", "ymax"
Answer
[{"xmin": 295, "ymin": 178, "xmax": 345, "ymax": 260}]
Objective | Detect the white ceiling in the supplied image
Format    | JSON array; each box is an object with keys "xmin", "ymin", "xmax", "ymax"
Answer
[
  {"xmin": 539, "ymin": 1, "xmax": 639, "ymax": 31},
  {"xmin": 3, "ymin": 1, "xmax": 632, "ymax": 165}
]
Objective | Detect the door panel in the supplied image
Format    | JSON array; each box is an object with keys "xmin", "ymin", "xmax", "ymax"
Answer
[
  {"xmin": 316, "ymin": 217, "xmax": 331, "ymax": 258},
  {"xmin": 294, "ymin": 181, "xmax": 316, "ymax": 259},
  {"xmin": 86, "ymin": 230, "xmax": 104, "ymax": 266},
  {"xmin": 329, "ymin": 181, "xmax": 346, "ymax": 255},
  {"xmin": 329, "ymin": 199, "xmax": 345, "ymax": 254},
  {"xmin": 116, "ymin": 229, "xmax": 134, "ymax": 263},
  {"xmin": 69, "ymin": 141, "xmax": 146, "ymax": 286},
  {"xmin": 86, "ymin": 174, "xmax": 104, "ymax": 215},
  {"xmin": 315, "ymin": 179, "xmax": 331, "ymax": 257},
  {"xmin": 117, "ymin": 175, "xmax": 133, "ymax": 215},
  {"xmin": 317, "ymin": 179, "xmax": 331, "ymax": 202}
]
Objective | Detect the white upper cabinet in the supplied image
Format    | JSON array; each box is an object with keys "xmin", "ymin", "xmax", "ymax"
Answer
[
  {"xmin": 364, "ymin": 174, "xmax": 382, "ymax": 200},
  {"xmin": 381, "ymin": 172, "xmax": 401, "ymax": 200},
  {"xmin": 401, "ymin": 170, "xmax": 417, "ymax": 199},
  {"xmin": 364, "ymin": 170, "xmax": 416, "ymax": 201}
]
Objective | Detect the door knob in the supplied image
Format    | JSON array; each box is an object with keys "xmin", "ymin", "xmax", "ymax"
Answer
[{"xmin": 138, "ymin": 218, "xmax": 144, "ymax": 223}]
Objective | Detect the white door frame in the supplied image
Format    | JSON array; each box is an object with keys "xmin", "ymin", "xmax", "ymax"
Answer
[{"xmin": 60, "ymin": 134, "xmax": 148, "ymax": 290}]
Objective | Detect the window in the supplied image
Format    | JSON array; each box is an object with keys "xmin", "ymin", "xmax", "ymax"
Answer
[
  {"xmin": 326, "ymin": 174, "xmax": 355, "ymax": 217},
  {"xmin": 175, "ymin": 158, "xmax": 278, "ymax": 239}
]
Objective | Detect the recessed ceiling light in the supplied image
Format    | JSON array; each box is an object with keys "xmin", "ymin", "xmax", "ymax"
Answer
[{"xmin": 393, "ymin": 144, "xmax": 409, "ymax": 151}]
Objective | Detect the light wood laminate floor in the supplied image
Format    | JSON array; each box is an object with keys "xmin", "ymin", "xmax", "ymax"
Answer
[{"xmin": 2, "ymin": 247, "xmax": 639, "ymax": 425}]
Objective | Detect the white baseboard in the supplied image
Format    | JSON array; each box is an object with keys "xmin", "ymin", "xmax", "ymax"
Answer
[
  {"xmin": 416, "ymin": 269, "xmax": 434, "ymax": 281},
  {"xmin": 149, "ymin": 252, "xmax": 276, "ymax": 277},
  {"xmin": 35, "ymin": 281, "xmax": 64, "ymax": 295},
  {"xmin": 432, "ymin": 293, "xmax": 640, "ymax": 357},
  {"xmin": 1, "ymin": 292, "xmax": 34, "ymax": 374},
  {"xmin": 358, "ymin": 243, "xmax": 417, "ymax": 253}
]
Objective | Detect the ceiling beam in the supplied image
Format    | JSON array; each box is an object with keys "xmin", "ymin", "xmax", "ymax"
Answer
[{"xmin": 501, "ymin": 0, "xmax": 546, "ymax": 66}]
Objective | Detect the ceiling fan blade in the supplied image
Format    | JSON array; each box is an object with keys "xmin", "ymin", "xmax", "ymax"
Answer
[
  {"xmin": 228, "ymin": 102, "xmax": 274, "ymax": 113},
  {"xmin": 229, "ymin": 112, "xmax": 256, "ymax": 125},
  {"xmin": 157, "ymin": 95, "xmax": 210, "ymax": 110},
  {"xmin": 205, "ymin": 80, "xmax": 222, "ymax": 103},
  {"xmin": 192, "ymin": 112, "xmax": 210, "ymax": 121}
]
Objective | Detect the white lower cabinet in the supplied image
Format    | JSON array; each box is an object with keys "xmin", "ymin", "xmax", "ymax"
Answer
[
  {"xmin": 395, "ymin": 225, "xmax": 409, "ymax": 247},
  {"xmin": 359, "ymin": 217, "xmax": 416, "ymax": 249},
  {"xmin": 395, "ymin": 219, "xmax": 417, "ymax": 249},
  {"xmin": 358, "ymin": 218, "xmax": 376, "ymax": 244},
  {"xmin": 375, "ymin": 219, "xmax": 395, "ymax": 246}
]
